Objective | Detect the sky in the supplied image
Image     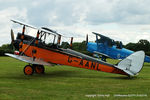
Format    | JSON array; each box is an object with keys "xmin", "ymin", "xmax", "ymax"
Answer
[{"xmin": 1, "ymin": 0, "xmax": 150, "ymax": 46}]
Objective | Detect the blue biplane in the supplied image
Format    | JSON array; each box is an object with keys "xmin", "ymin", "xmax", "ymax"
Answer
[{"xmin": 86, "ymin": 32, "xmax": 150, "ymax": 62}]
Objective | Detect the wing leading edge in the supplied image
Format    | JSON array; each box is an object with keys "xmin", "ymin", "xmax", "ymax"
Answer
[
  {"xmin": 93, "ymin": 51, "xmax": 112, "ymax": 58},
  {"xmin": 5, "ymin": 53, "xmax": 51, "ymax": 66}
]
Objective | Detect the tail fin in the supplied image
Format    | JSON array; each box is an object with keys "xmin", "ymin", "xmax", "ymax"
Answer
[{"xmin": 115, "ymin": 51, "xmax": 145, "ymax": 76}]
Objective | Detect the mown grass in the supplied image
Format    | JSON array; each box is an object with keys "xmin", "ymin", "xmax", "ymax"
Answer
[{"xmin": 0, "ymin": 57, "xmax": 150, "ymax": 100}]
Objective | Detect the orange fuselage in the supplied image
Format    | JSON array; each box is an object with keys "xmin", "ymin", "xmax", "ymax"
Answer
[{"xmin": 22, "ymin": 44, "xmax": 127, "ymax": 76}]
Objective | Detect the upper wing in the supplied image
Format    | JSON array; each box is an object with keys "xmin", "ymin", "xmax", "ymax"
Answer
[
  {"xmin": 11, "ymin": 19, "xmax": 37, "ymax": 29},
  {"xmin": 5, "ymin": 53, "xmax": 51, "ymax": 66}
]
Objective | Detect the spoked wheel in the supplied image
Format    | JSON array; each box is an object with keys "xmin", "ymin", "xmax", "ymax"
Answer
[
  {"xmin": 33, "ymin": 65, "xmax": 45, "ymax": 74},
  {"xmin": 24, "ymin": 65, "xmax": 34, "ymax": 75}
]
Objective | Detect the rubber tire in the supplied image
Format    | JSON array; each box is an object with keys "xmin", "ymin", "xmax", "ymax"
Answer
[
  {"xmin": 34, "ymin": 65, "xmax": 45, "ymax": 74},
  {"xmin": 24, "ymin": 65, "xmax": 34, "ymax": 75}
]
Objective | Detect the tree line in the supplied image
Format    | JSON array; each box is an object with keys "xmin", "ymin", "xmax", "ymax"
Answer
[
  {"xmin": 0, "ymin": 44, "xmax": 14, "ymax": 56},
  {"xmin": 0, "ymin": 39, "xmax": 150, "ymax": 56},
  {"xmin": 124, "ymin": 39, "xmax": 150, "ymax": 56}
]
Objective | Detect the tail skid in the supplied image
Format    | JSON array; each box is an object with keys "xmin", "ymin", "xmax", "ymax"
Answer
[{"xmin": 115, "ymin": 51, "xmax": 145, "ymax": 76}]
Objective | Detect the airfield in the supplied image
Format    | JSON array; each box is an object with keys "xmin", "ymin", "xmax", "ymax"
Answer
[{"xmin": 0, "ymin": 56, "xmax": 150, "ymax": 100}]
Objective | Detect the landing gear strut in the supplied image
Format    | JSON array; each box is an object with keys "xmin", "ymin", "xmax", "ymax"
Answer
[
  {"xmin": 23, "ymin": 64, "xmax": 45, "ymax": 75},
  {"xmin": 101, "ymin": 56, "xmax": 106, "ymax": 62}
]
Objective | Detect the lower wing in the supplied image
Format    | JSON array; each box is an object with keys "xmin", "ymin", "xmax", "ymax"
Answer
[
  {"xmin": 5, "ymin": 53, "xmax": 51, "ymax": 66},
  {"xmin": 93, "ymin": 51, "xmax": 112, "ymax": 58}
]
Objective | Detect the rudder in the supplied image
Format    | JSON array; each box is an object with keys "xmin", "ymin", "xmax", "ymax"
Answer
[{"xmin": 115, "ymin": 51, "xmax": 145, "ymax": 76}]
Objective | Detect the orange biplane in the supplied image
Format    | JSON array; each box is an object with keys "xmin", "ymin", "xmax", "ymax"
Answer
[{"xmin": 6, "ymin": 20, "xmax": 145, "ymax": 77}]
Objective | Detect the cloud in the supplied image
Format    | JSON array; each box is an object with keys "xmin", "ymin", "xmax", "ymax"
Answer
[
  {"xmin": 1, "ymin": 0, "xmax": 150, "ymax": 46},
  {"xmin": 0, "ymin": 7, "xmax": 27, "ymax": 45},
  {"xmin": 85, "ymin": 0, "xmax": 150, "ymax": 25}
]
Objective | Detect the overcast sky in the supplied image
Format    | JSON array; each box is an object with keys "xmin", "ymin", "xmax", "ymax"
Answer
[{"xmin": 1, "ymin": 0, "xmax": 150, "ymax": 46}]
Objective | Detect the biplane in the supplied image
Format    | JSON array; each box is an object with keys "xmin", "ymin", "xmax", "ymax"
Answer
[
  {"xmin": 5, "ymin": 20, "xmax": 145, "ymax": 77},
  {"xmin": 86, "ymin": 32, "xmax": 150, "ymax": 62}
]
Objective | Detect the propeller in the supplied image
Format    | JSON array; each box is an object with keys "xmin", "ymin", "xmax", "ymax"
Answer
[
  {"xmin": 10, "ymin": 29, "xmax": 16, "ymax": 50},
  {"xmin": 86, "ymin": 34, "xmax": 88, "ymax": 45},
  {"xmin": 11, "ymin": 29, "xmax": 15, "ymax": 44}
]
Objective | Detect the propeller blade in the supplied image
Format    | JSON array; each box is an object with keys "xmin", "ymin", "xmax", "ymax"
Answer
[
  {"xmin": 86, "ymin": 34, "xmax": 88, "ymax": 45},
  {"xmin": 11, "ymin": 29, "xmax": 15, "ymax": 44}
]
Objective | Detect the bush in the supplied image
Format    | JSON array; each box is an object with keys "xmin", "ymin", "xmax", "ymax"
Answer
[{"xmin": 0, "ymin": 44, "xmax": 14, "ymax": 56}]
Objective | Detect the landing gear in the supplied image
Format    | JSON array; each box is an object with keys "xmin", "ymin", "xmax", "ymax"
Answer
[
  {"xmin": 24, "ymin": 65, "xmax": 34, "ymax": 75},
  {"xmin": 34, "ymin": 64, "xmax": 45, "ymax": 74},
  {"xmin": 101, "ymin": 56, "xmax": 107, "ymax": 62},
  {"xmin": 23, "ymin": 64, "xmax": 45, "ymax": 75}
]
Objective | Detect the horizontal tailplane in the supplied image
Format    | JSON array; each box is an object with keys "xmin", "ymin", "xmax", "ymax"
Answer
[{"xmin": 115, "ymin": 51, "xmax": 145, "ymax": 76}]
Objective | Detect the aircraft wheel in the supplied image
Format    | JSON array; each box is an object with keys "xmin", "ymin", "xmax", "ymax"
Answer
[
  {"xmin": 24, "ymin": 65, "xmax": 34, "ymax": 75},
  {"xmin": 34, "ymin": 65, "xmax": 45, "ymax": 74},
  {"xmin": 101, "ymin": 56, "xmax": 107, "ymax": 62}
]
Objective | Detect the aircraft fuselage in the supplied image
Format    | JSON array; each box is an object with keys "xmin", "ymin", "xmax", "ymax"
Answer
[{"xmin": 87, "ymin": 42, "xmax": 150, "ymax": 62}]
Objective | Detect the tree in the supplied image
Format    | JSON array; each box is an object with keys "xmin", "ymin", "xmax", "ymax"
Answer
[
  {"xmin": 124, "ymin": 43, "xmax": 137, "ymax": 51},
  {"xmin": 137, "ymin": 39, "xmax": 150, "ymax": 52},
  {"xmin": 125, "ymin": 39, "xmax": 150, "ymax": 56},
  {"xmin": 61, "ymin": 42, "xmax": 70, "ymax": 49},
  {"xmin": 0, "ymin": 44, "xmax": 14, "ymax": 56}
]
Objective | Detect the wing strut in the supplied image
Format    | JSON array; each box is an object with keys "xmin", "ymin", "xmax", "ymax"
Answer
[
  {"xmin": 70, "ymin": 37, "xmax": 73, "ymax": 49},
  {"xmin": 19, "ymin": 25, "xmax": 25, "ymax": 54}
]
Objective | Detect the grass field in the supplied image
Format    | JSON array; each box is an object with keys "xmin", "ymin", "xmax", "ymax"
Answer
[{"xmin": 0, "ymin": 57, "xmax": 150, "ymax": 100}]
